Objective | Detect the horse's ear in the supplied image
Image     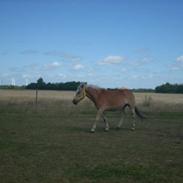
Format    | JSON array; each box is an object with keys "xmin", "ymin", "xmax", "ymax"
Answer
[
  {"xmin": 80, "ymin": 83, "xmax": 84, "ymax": 88},
  {"xmin": 80, "ymin": 82, "xmax": 87, "ymax": 88}
]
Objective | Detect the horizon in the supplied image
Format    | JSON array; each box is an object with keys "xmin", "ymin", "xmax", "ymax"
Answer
[
  {"xmin": 0, "ymin": 78, "xmax": 182, "ymax": 90},
  {"xmin": 0, "ymin": 0, "xmax": 183, "ymax": 88}
]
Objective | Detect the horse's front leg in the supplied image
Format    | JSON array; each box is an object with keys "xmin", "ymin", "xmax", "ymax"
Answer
[
  {"xmin": 91, "ymin": 109, "xmax": 103, "ymax": 133},
  {"xmin": 116, "ymin": 110, "xmax": 126, "ymax": 129}
]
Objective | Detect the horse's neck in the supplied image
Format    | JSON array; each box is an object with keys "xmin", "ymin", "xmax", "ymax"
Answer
[{"xmin": 86, "ymin": 87, "xmax": 100, "ymax": 106}]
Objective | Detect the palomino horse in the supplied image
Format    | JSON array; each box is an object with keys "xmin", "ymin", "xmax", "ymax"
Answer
[{"xmin": 72, "ymin": 83, "xmax": 144, "ymax": 132}]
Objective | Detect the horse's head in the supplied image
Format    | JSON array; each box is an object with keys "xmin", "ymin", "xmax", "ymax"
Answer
[{"xmin": 72, "ymin": 82, "xmax": 87, "ymax": 105}]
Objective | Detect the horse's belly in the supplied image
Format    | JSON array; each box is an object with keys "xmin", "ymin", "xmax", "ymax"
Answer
[{"xmin": 101, "ymin": 101, "xmax": 126, "ymax": 111}]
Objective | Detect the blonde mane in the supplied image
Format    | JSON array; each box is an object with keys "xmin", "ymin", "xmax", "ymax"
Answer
[{"xmin": 87, "ymin": 84, "xmax": 103, "ymax": 89}]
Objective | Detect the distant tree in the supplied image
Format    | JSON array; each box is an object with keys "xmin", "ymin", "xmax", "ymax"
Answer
[
  {"xmin": 36, "ymin": 78, "xmax": 46, "ymax": 89},
  {"xmin": 132, "ymin": 88, "xmax": 155, "ymax": 93}
]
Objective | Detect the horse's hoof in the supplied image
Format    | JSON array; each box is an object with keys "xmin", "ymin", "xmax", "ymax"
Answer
[
  {"xmin": 90, "ymin": 129, "xmax": 95, "ymax": 133},
  {"xmin": 104, "ymin": 129, "xmax": 109, "ymax": 132},
  {"xmin": 131, "ymin": 128, "xmax": 135, "ymax": 131}
]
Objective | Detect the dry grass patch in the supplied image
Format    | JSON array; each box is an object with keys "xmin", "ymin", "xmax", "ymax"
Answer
[{"xmin": 1, "ymin": 89, "xmax": 183, "ymax": 113}]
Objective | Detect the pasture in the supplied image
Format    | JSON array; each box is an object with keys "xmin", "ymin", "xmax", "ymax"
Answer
[{"xmin": 0, "ymin": 89, "xmax": 183, "ymax": 183}]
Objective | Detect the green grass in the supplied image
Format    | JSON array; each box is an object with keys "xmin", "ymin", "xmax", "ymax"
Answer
[{"xmin": 0, "ymin": 100, "xmax": 183, "ymax": 183}]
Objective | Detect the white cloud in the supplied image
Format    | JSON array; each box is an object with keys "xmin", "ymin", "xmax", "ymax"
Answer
[
  {"xmin": 88, "ymin": 72, "xmax": 94, "ymax": 76},
  {"xmin": 170, "ymin": 66, "xmax": 180, "ymax": 71},
  {"xmin": 131, "ymin": 74, "xmax": 139, "ymax": 79},
  {"xmin": 44, "ymin": 50, "xmax": 81, "ymax": 61},
  {"xmin": 73, "ymin": 64, "xmax": 84, "ymax": 70},
  {"xmin": 170, "ymin": 55, "xmax": 183, "ymax": 71},
  {"xmin": 133, "ymin": 57, "xmax": 152, "ymax": 67},
  {"xmin": 45, "ymin": 61, "xmax": 61, "ymax": 70},
  {"xmin": 58, "ymin": 73, "xmax": 66, "ymax": 79},
  {"xmin": 11, "ymin": 78, "xmax": 16, "ymax": 86},
  {"xmin": 99, "ymin": 55, "xmax": 125, "ymax": 65},
  {"xmin": 177, "ymin": 55, "xmax": 183, "ymax": 63},
  {"xmin": 121, "ymin": 68, "xmax": 127, "ymax": 72},
  {"xmin": 22, "ymin": 74, "xmax": 30, "ymax": 79}
]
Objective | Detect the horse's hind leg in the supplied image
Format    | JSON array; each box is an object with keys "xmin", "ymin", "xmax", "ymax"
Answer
[
  {"xmin": 131, "ymin": 108, "xmax": 136, "ymax": 131},
  {"xmin": 91, "ymin": 109, "xmax": 103, "ymax": 133},
  {"xmin": 116, "ymin": 110, "xmax": 126, "ymax": 129},
  {"xmin": 102, "ymin": 113, "xmax": 109, "ymax": 132}
]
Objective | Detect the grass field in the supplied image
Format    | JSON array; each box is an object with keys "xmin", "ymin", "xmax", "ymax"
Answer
[{"xmin": 0, "ymin": 90, "xmax": 183, "ymax": 183}]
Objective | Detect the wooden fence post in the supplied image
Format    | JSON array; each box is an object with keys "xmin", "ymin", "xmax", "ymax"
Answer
[{"xmin": 36, "ymin": 89, "xmax": 38, "ymax": 105}]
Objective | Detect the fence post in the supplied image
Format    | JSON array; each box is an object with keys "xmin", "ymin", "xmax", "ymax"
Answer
[{"xmin": 36, "ymin": 88, "xmax": 38, "ymax": 105}]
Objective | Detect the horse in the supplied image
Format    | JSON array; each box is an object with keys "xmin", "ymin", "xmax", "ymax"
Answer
[{"xmin": 72, "ymin": 83, "xmax": 144, "ymax": 133}]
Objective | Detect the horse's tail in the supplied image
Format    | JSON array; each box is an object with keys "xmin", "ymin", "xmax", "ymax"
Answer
[{"xmin": 135, "ymin": 107, "xmax": 146, "ymax": 119}]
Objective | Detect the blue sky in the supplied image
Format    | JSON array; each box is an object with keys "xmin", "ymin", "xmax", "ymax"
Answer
[{"xmin": 0, "ymin": 0, "xmax": 183, "ymax": 88}]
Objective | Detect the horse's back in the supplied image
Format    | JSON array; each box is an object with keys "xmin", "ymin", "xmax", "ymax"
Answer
[{"xmin": 97, "ymin": 88, "xmax": 135, "ymax": 109}]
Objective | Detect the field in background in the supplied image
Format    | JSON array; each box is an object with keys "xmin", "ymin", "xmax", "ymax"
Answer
[
  {"xmin": 1, "ymin": 89, "xmax": 183, "ymax": 112},
  {"xmin": 0, "ymin": 90, "xmax": 183, "ymax": 183},
  {"xmin": 1, "ymin": 89, "xmax": 183, "ymax": 103},
  {"xmin": 0, "ymin": 89, "xmax": 74, "ymax": 101}
]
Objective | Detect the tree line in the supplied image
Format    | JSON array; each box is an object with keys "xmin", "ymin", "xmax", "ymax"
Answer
[
  {"xmin": 0, "ymin": 78, "xmax": 183, "ymax": 93},
  {"xmin": 155, "ymin": 82, "xmax": 183, "ymax": 94},
  {"xmin": 26, "ymin": 79, "xmax": 183, "ymax": 93},
  {"xmin": 26, "ymin": 78, "xmax": 81, "ymax": 91}
]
